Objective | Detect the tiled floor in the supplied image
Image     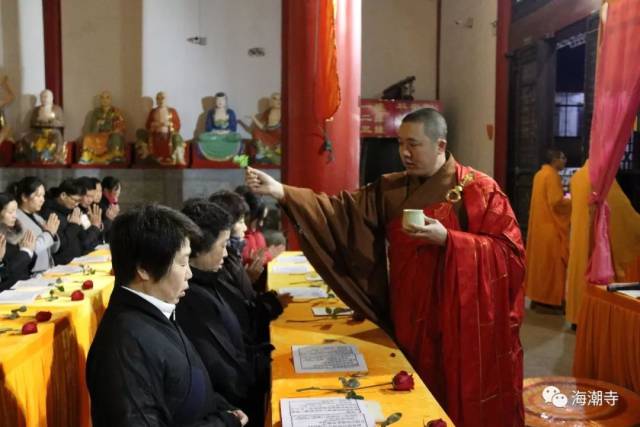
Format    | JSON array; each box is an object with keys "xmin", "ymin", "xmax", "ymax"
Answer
[{"xmin": 521, "ymin": 306, "xmax": 576, "ymax": 378}]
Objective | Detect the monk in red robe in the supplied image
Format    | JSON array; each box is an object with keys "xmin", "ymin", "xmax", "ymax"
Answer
[{"xmin": 246, "ymin": 108, "xmax": 525, "ymax": 427}]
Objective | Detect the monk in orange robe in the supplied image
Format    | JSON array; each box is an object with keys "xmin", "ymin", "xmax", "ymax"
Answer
[
  {"xmin": 525, "ymin": 150, "xmax": 571, "ymax": 306},
  {"xmin": 566, "ymin": 161, "xmax": 640, "ymax": 324},
  {"xmin": 246, "ymin": 109, "xmax": 525, "ymax": 427}
]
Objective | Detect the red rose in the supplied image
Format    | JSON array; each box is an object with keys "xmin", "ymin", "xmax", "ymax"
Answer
[
  {"xmin": 392, "ymin": 371, "xmax": 414, "ymax": 391},
  {"xmin": 426, "ymin": 419, "xmax": 447, "ymax": 427},
  {"xmin": 21, "ymin": 322, "xmax": 38, "ymax": 335},
  {"xmin": 71, "ymin": 290, "xmax": 85, "ymax": 301},
  {"xmin": 35, "ymin": 311, "xmax": 52, "ymax": 322},
  {"xmin": 82, "ymin": 280, "xmax": 94, "ymax": 290}
]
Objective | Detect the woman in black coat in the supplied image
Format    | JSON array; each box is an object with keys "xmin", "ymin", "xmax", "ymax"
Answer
[
  {"xmin": 209, "ymin": 191, "xmax": 289, "ymax": 342},
  {"xmin": 87, "ymin": 204, "xmax": 246, "ymax": 427},
  {"xmin": 0, "ymin": 192, "xmax": 36, "ymax": 291},
  {"xmin": 178, "ymin": 199, "xmax": 264, "ymax": 427}
]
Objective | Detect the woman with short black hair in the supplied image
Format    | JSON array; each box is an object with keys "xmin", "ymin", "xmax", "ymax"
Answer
[
  {"xmin": 0, "ymin": 192, "xmax": 36, "ymax": 290},
  {"xmin": 178, "ymin": 198, "xmax": 264, "ymax": 426},
  {"xmin": 87, "ymin": 204, "xmax": 246, "ymax": 427},
  {"xmin": 8, "ymin": 177, "xmax": 60, "ymax": 273}
]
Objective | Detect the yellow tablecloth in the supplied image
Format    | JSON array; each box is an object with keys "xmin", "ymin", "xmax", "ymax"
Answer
[
  {"xmin": 0, "ymin": 249, "xmax": 114, "ymax": 427},
  {"xmin": 267, "ymin": 252, "xmax": 453, "ymax": 426},
  {"xmin": 573, "ymin": 285, "xmax": 640, "ymax": 394}
]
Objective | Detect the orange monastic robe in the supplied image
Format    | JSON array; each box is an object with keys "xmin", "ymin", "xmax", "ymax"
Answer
[
  {"xmin": 525, "ymin": 164, "xmax": 571, "ymax": 305},
  {"xmin": 280, "ymin": 155, "xmax": 525, "ymax": 427},
  {"xmin": 565, "ymin": 163, "xmax": 640, "ymax": 324}
]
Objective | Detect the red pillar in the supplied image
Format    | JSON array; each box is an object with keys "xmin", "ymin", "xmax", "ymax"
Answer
[
  {"xmin": 42, "ymin": 0, "xmax": 63, "ymax": 106},
  {"xmin": 282, "ymin": 0, "xmax": 361, "ymax": 194},
  {"xmin": 494, "ymin": 0, "xmax": 511, "ymax": 188}
]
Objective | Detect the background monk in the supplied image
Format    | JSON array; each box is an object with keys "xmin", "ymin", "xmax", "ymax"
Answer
[
  {"xmin": 566, "ymin": 161, "xmax": 640, "ymax": 325},
  {"xmin": 525, "ymin": 149, "xmax": 571, "ymax": 308},
  {"xmin": 245, "ymin": 108, "xmax": 526, "ymax": 427}
]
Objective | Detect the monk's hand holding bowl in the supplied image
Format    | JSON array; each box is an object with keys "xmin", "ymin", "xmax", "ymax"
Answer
[
  {"xmin": 404, "ymin": 216, "xmax": 448, "ymax": 246},
  {"xmin": 245, "ymin": 166, "xmax": 285, "ymax": 201}
]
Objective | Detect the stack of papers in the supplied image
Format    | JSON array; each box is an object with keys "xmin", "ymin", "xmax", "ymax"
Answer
[
  {"xmin": 44, "ymin": 265, "xmax": 85, "ymax": 275},
  {"xmin": 278, "ymin": 287, "xmax": 328, "ymax": 299},
  {"xmin": 280, "ymin": 398, "xmax": 375, "ymax": 427},
  {"xmin": 277, "ymin": 254, "xmax": 308, "ymax": 263},
  {"xmin": 292, "ymin": 344, "xmax": 368, "ymax": 373},
  {"xmin": 11, "ymin": 277, "xmax": 59, "ymax": 290},
  {"xmin": 0, "ymin": 289, "xmax": 45, "ymax": 304},
  {"xmin": 71, "ymin": 255, "xmax": 110, "ymax": 264},
  {"xmin": 272, "ymin": 264, "xmax": 313, "ymax": 274},
  {"xmin": 619, "ymin": 290, "xmax": 640, "ymax": 298}
]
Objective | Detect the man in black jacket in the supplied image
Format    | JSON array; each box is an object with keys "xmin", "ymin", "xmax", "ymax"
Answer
[
  {"xmin": 40, "ymin": 179, "xmax": 85, "ymax": 265},
  {"xmin": 75, "ymin": 176, "xmax": 103, "ymax": 253},
  {"xmin": 87, "ymin": 204, "xmax": 247, "ymax": 427}
]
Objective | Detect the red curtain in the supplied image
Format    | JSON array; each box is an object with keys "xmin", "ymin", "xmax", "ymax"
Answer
[
  {"xmin": 587, "ymin": 0, "xmax": 640, "ymax": 283},
  {"xmin": 42, "ymin": 0, "xmax": 63, "ymax": 106},
  {"xmin": 313, "ymin": 0, "xmax": 341, "ymax": 122}
]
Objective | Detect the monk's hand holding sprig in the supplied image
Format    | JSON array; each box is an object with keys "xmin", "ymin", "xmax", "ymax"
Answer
[
  {"xmin": 245, "ymin": 166, "xmax": 285, "ymax": 201},
  {"xmin": 404, "ymin": 216, "xmax": 448, "ymax": 246}
]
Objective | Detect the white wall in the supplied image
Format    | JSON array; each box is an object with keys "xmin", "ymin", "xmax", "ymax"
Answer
[
  {"xmin": 0, "ymin": 0, "xmax": 45, "ymax": 137},
  {"xmin": 58, "ymin": 0, "xmax": 280, "ymax": 143},
  {"xmin": 440, "ymin": 0, "xmax": 497, "ymax": 175},
  {"xmin": 142, "ymin": 0, "xmax": 281, "ymax": 140},
  {"xmin": 61, "ymin": 0, "xmax": 143, "ymax": 142},
  {"xmin": 362, "ymin": 0, "xmax": 438, "ymax": 100}
]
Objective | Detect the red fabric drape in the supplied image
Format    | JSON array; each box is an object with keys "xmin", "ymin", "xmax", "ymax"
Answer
[
  {"xmin": 313, "ymin": 0, "xmax": 341, "ymax": 122},
  {"xmin": 42, "ymin": 0, "xmax": 63, "ymax": 106},
  {"xmin": 587, "ymin": 0, "xmax": 640, "ymax": 283}
]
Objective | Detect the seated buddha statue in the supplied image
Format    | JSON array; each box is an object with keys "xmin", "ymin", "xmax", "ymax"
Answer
[
  {"xmin": 196, "ymin": 92, "xmax": 242, "ymax": 161},
  {"xmin": 16, "ymin": 89, "xmax": 66, "ymax": 164},
  {"xmin": 0, "ymin": 75, "xmax": 16, "ymax": 145},
  {"xmin": 135, "ymin": 91, "xmax": 186, "ymax": 165},
  {"xmin": 78, "ymin": 91, "xmax": 126, "ymax": 165},
  {"xmin": 251, "ymin": 92, "xmax": 281, "ymax": 165}
]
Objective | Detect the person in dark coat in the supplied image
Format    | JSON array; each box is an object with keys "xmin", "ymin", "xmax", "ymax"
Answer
[
  {"xmin": 40, "ymin": 179, "xmax": 86, "ymax": 265},
  {"xmin": 86, "ymin": 204, "xmax": 247, "ymax": 427},
  {"xmin": 0, "ymin": 192, "xmax": 36, "ymax": 290},
  {"xmin": 209, "ymin": 191, "xmax": 290, "ymax": 342},
  {"xmin": 75, "ymin": 176, "xmax": 103, "ymax": 253},
  {"xmin": 178, "ymin": 199, "xmax": 265, "ymax": 426},
  {"xmin": 99, "ymin": 175, "xmax": 121, "ymax": 241}
]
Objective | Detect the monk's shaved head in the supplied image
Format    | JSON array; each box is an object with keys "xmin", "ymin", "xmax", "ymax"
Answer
[{"xmin": 402, "ymin": 108, "xmax": 447, "ymax": 143}]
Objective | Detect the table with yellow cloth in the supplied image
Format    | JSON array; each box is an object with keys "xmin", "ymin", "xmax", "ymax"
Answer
[
  {"xmin": 267, "ymin": 252, "xmax": 453, "ymax": 426},
  {"xmin": 573, "ymin": 284, "xmax": 640, "ymax": 394},
  {"xmin": 0, "ymin": 248, "xmax": 114, "ymax": 427}
]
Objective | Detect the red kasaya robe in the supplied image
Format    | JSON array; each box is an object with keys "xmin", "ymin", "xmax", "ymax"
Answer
[{"xmin": 280, "ymin": 155, "xmax": 525, "ymax": 426}]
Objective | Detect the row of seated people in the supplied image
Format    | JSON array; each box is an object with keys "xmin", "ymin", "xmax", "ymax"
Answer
[
  {"xmin": 0, "ymin": 175, "xmax": 121, "ymax": 291},
  {"xmin": 87, "ymin": 191, "xmax": 291, "ymax": 426}
]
